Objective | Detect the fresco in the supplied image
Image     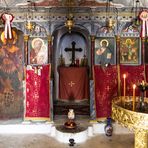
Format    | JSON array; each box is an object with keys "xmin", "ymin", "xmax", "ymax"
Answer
[
  {"xmin": 2, "ymin": 0, "xmax": 147, "ymax": 7},
  {"xmin": 0, "ymin": 28, "xmax": 24, "ymax": 119}
]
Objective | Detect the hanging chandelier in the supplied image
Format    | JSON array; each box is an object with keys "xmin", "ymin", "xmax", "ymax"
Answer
[
  {"xmin": 65, "ymin": 14, "xmax": 74, "ymax": 33},
  {"xmin": 134, "ymin": 0, "xmax": 140, "ymax": 26},
  {"xmin": 105, "ymin": 0, "xmax": 115, "ymax": 30},
  {"xmin": 64, "ymin": 0, "xmax": 75, "ymax": 33},
  {"xmin": 25, "ymin": 0, "xmax": 35, "ymax": 31}
]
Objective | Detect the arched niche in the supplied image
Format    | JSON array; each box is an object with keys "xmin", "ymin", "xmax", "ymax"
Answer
[{"xmin": 52, "ymin": 25, "xmax": 90, "ymax": 104}]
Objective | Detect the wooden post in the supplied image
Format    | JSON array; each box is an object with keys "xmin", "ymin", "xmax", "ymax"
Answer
[
  {"xmin": 116, "ymin": 35, "xmax": 121, "ymax": 96},
  {"xmin": 90, "ymin": 35, "xmax": 95, "ymax": 79},
  {"xmin": 47, "ymin": 35, "xmax": 52, "ymax": 63},
  {"xmin": 24, "ymin": 35, "xmax": 29, "ymax": 65}
]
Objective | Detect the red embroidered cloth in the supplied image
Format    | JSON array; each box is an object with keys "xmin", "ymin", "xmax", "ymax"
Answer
[
  {"xmin": 145, "ymin": 64, "xmax": 148, "ymax": 97},
  {"xmin": 93, "ymin": 65, "xmax": 118, "ymax": 119},
  {"xmin": 58, "ymin": 67, "xmax": 89, "ymax": 101},
  {"xmin": 120, "ymin": 65, "xmax": 145, "ymax": 96},
  {"xmin": 93, "ymin": 65, "xmax": 146, "ymax": 120},
  {"xmin": 25, "ymin": 64, "xmax": 50, "ymax": 121}
]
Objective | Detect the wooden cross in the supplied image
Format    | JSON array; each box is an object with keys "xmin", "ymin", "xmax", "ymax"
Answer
[
  {"xmin": 68, "ymin": 81, "xmax": 75, "ymax": 87},
  {"xmin": 65, "ymin": 41, "xmax": 82, "ymax": 66}
]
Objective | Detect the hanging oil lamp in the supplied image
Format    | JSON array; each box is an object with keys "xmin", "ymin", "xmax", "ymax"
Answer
[{"xmin": 65, "ymin": 16, "xmax": 74, "ymax": 33}]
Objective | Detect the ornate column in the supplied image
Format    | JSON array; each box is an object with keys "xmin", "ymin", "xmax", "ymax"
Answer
[
  {"xmin": 47, "ymin": 35, "xmax": 52, "ymax": 63},
  {"xmin": 24, "ymin": 35, "xmax": 29, "ymax": 65},
  {"xmin": 90, "ymin": 35, "xmax": 95, "ymax": 79}
]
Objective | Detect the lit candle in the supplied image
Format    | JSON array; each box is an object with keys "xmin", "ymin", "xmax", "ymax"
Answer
[
  {"xmin": 142, "ymin": 80, "xmax": 145, "ymax": 86},
  {"xmin": 132, "ymin": 84, "xmax": 136, "ymax": 111},
  {"xmin": 123, "ymin": 74, "xmax": 126, "ymax": 106}
]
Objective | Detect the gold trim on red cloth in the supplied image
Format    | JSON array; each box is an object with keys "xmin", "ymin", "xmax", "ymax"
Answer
[
  {"xmin": 24, "ymin": 117, "xmax": 51, "ymax": 121},
  {"xmin": 25, "ymin": 64, "xmax": 51, "ymax": 121}
]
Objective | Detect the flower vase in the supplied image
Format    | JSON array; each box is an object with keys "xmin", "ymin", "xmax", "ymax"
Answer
[{"xmin": 104, "ymin": 117, "xmax": 113, "ymax": 136}]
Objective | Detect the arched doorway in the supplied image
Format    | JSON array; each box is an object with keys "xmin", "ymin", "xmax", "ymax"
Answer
[{"xmin": 52, "ymin": 25, "xmax": 90, "ymax": 116}]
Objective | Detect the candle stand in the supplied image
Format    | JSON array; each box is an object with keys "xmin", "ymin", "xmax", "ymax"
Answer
[
  {"xmin": 137, "ymin": 83, "xmax": 148, "ymax": 112},
  {"xmin": 112, "ymin": 97, "xmax": 148, "ymax": 148}
]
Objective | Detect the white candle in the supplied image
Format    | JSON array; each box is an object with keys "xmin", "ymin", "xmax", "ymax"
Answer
[{"xmin": 132, "ymin": 84, "xmax": 136, "ymax": 111}]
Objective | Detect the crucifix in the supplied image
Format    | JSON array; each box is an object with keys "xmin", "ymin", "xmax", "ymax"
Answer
[{"xmin": 65, "ymin": 41, "xmax": 82, "ymax": 66}]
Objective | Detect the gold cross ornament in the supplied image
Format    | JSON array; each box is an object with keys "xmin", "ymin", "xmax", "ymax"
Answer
[{"xmin": 68, "ymin": 81, "xmax": 75, "ymax": 87}]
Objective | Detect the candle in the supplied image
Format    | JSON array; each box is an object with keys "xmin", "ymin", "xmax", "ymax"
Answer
[
  {"xmin": 142, "ymin": 80, "xmax": 145, "ymax": 86},
  {"xmin": 132, "ymin": 84, "xmax": 136, "ymax": 111},
  {"xmin": 123, "ymin": 74, "xmax": 126, "ymax": 106}
]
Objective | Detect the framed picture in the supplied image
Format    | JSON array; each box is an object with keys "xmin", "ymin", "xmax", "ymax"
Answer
[
  {"xmin": 29, "ymin": 37, "xmax": 48, "ymax": 65},
  {"xmin": 120, "ymin": 37, "xmax": 140, "ymax": 65},
  {"xmin": 95, "ymin": 37, "xmax": 116, "ymax": 65}
]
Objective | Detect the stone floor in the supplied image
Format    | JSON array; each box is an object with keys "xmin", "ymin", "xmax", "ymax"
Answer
[
  {"xmin": 0, "ymin": 134, "xmax": 134, "ymax": 148},
  {"xmin": 0, "ymin": 115, "xmax": 135, "ymax": 148}
]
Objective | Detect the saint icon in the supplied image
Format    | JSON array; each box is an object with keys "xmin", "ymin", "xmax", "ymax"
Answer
[
  {"xmin": 30, "ymin": 38, "xmax": 48, "ymax": 65},
  {"xmin": 96, "ymin": 39, "xmax": 112, "ymax": 65}
]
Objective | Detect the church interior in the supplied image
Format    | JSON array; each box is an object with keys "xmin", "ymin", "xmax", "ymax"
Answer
[{"xmin": 0, "ymin": 0, "xmax": 147, "ymax": 147}]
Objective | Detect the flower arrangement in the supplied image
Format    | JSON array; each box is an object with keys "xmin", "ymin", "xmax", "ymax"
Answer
[{"xmin": 138, "ymin": 81, "xmax": 148, "ymax": 92}]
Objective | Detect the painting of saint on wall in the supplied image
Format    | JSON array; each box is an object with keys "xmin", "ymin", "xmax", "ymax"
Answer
[
  {"xmin": 120, "ymin": 37, "xmax": 140, "ymax": 65},
  {"xmin": 0, "ymin": 28, "xmax": 24, "ymax": 119},
  {"xmin": 29, "ymin": 37, "xmax": 48, "ymax": 65},
  {"xmin": 95, "ymin": 37, "xmax": 116, "ymax": 65}
]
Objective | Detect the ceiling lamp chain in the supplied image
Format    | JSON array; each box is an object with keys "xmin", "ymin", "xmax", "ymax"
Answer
[
  {"xmin": 64, "ymin": 0, "xmax": 75, "ymax": 33},
  {"xmin": 105, "ymin": 0, "xmax": 115, "ymax": 29},
  {"xmin": 25, "ymin": 0, "xmax": 36, "ymax": 31}
]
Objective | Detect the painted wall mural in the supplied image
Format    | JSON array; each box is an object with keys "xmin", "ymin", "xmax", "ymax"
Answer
[
  {"xmin": 0, "ymin": 28, "xmax": 24, "ymax": 119},
  {"xmin": 9, "ymin": 0, "xmax": 148, "ymax": 7}
]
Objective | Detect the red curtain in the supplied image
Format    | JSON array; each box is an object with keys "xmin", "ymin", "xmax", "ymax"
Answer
[
  {"xmin": 93, "ymin": 65, "xmax": 146, "ymax": 120},
  {"xmin": 59, "ymin": 67, "xmax": 89, "ymax": 101},
  {"xmin": 145, "ymin": 64, "xmax": 148, "ymax": 97},
  {"xmin": 25, "ymin": 64, "xmax": 50, "ymax": 121},
  {"xmin": 93, "ymin": 65, "xmax": 118, "ymax": 119},
  {"xmin": 120, "ymin": 65, "xmax": 145, "ymax": 96}
]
